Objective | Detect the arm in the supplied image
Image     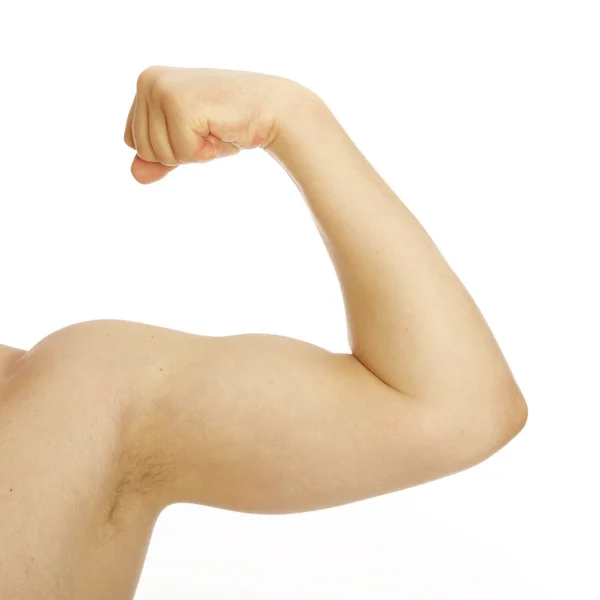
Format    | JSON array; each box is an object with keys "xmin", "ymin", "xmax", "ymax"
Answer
[
  {"xmin": 109, "ymin": 68, "xmax": 527, "ymax": 514},
  {"xmin": 266, "ymin": 92, "xmax": 524, "ymax": 406}
]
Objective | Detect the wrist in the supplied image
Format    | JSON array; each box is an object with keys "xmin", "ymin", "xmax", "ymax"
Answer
[{"xmin": 265, "ymin": 81, "xmax": 331, "ymax": 159}]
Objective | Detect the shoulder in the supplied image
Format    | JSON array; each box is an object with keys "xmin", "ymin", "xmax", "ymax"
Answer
[
  {"xmin": 4, "ymin": 320, "xmax": 159, "ymax": 416},
  {"xmin": 0, "ymin": 321, "xmax": 178, "ymax": 529},
  {"xmin": 25, "ymin": 319, "xmax": 214, "ymax": 502},
  {"xmin": 13, "ymin": 319, "xmax": 199, "ymax": 517},
  {"xmin": 12, "ymin": 319, "xmax": 203, "ymax": 415},
  {"xmin": 23, "ymin": 318, "xmax": 201, "ymax": 375}
]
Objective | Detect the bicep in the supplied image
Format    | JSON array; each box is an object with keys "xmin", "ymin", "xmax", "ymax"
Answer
[{"xmin": 146, "ymin": 332, "xmax": 493, "ymax": 514}]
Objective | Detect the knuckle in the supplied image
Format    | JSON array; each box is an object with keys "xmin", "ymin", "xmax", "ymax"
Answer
[
  {"xmin": 150, "ymin": 78, "xmax": 168, "ymax": 104},
  {"xmin": 159, "ymin": 89, "xmax": 182, "ymax": 115},
  {"xmin": 137, "ymin": 65, "xmax": 161, "ymax": 91}
]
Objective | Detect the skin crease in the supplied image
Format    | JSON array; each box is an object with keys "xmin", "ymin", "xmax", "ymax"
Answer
[{"xmin": 0, "ymin": 66, "xmax": 527, "ymax": 600}]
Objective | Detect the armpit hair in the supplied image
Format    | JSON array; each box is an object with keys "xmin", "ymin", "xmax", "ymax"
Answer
[{"xmin": 103, "ymin": 394, "xmax": 176, "ymax": 527}]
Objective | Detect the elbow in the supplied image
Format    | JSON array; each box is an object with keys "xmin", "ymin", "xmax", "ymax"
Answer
[
  {"xmin": 439, "ymin": 386, "xmax": 529, "ymax": 472},
  {"xmin": 470, "ymin": 387, "xmax": 529, "ymax": 465},
  {"xmin": 513, "ymin": 393, "xmax": 529, "ymax": 434},
  {"xmin": 500, "ymin": 385, "xmax": 528, "ymax": 442}
]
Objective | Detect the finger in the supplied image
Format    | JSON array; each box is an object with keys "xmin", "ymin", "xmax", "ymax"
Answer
[
  {"xmin": 133, "ymin": 97, "xmax": 157, "ymax": 162},
  {"xmin": 131, "ymin": 154, "xmax": 177, "ymax": 184},
  {"xmin": 186, "ymin": 132, "xmax": 239, "ymax": 163},
  {"xmin": 148, "ymin": 103, "xmax": 179, "ymax": 167},
  {"xmin": 213, "ymin": 138, "xmax": 242, "ymax": 160},
  {"xmin": 124, "ymin": 96, "xmax": 136, "ymax": 149},
  {"xmin": 165, "ymin": 113, "xmax": 214, "ymax": 163}
]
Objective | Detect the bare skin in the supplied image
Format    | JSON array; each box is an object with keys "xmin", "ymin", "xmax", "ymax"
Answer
[{"xmin": 0, "ymin": 67, "xmax": 528, "ymax": 599}]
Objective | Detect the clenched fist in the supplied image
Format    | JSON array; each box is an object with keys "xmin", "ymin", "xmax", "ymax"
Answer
[{"xmin": 123, "ymin": 66, "xmax": 309, "ymax": 184}]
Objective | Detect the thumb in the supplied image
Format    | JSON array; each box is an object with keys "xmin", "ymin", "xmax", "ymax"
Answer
[{"xmin": 131, "ymin": 154, "xmax": 178, "ymax": 184}]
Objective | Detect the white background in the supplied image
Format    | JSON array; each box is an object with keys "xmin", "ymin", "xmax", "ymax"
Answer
[{"xmin": 1, "ymin": 1, "xmax": 599, "ymax": 598}]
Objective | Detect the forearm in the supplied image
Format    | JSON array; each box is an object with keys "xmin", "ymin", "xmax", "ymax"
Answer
[{"xmin": 266, "ymin": 89, "xmax": 523, "ymax": 407}]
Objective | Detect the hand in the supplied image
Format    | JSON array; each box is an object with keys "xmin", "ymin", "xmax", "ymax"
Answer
[{"xmin": 123, "ymin": 66, "xmax": 303, "ymax": 184}]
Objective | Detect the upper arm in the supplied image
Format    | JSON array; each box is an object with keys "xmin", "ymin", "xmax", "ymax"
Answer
[{"xmin": 57, "ymin": 320, "xmax": 526, "ymax": 515}]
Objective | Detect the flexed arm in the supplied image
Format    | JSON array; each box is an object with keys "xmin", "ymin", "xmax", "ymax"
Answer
[{"xmin": 104, "ymin": 66, "xmax": 528, "ymax": 514}]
